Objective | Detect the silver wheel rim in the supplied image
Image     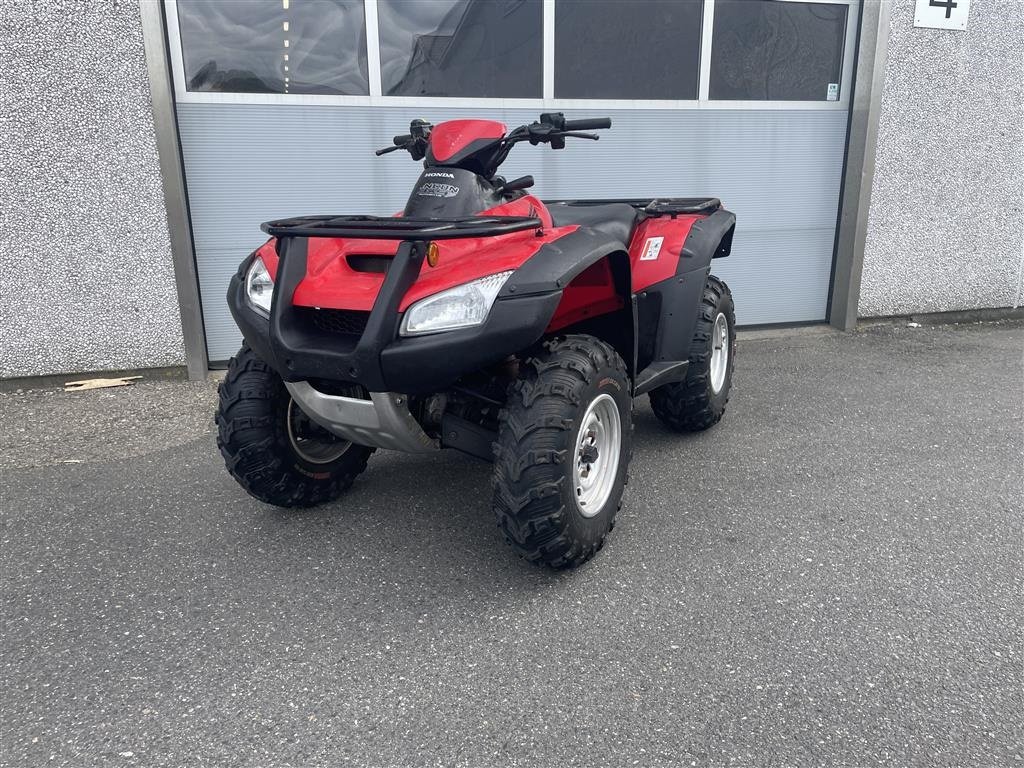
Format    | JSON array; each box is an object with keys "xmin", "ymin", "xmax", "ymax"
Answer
[
  {"xmin": 573, "ymin": 393, "xmax": 622, "ymax": 517},
  {"xmin": 286, "ymin": 398, "xmax": 351, "ymax": 464},
  {"xmin": 709, "ymin": 312, "xmax": 729, "ymax": 394}
]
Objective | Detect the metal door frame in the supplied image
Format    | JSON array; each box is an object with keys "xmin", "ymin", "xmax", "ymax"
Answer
[{"xmin": 141, "ymin": 0, "xmax": 893, "ymax": 377}]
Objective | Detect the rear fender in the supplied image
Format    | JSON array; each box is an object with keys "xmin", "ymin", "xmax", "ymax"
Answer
[
  {"xmin": 637, "ymin": 208, "xmax": 736, "ymax": 369},
  {"xmin": 680, "ymin": 209, "xmax": 735, "ymax": 269}
]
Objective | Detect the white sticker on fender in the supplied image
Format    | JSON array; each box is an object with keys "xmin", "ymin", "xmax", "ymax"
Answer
[{"xmin": 640, "ymin": 236, "xmax": 664, "ymax": 261}]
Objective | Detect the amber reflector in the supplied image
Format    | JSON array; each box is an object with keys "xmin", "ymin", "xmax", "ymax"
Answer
[{"xmin": 426, "ymin": 242, "xmax": 440, "ymax": 267}]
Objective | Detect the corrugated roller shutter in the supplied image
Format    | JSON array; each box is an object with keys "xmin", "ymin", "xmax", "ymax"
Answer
[{"xmin": 176, "ymin": 104, "xmax": 848, "ymax": 361}]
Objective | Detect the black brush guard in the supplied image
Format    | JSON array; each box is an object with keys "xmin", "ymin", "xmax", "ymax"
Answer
[{"xmin": 250, "ymin": 215, "xmax": 544, "ymax": 391}]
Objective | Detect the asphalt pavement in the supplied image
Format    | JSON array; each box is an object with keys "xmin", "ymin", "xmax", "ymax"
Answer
[{"xmin": 1, "ymin": 320, "xmax": 1021, "ymax": 767}]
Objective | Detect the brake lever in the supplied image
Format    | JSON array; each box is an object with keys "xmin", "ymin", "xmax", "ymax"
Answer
[
  {"xmin": 375, "ymin": 144, "xmax": 404, "ymax": 156},
  {"xmin": 558, "ymin": 131, "xmax": 599, "ymax": 140}
]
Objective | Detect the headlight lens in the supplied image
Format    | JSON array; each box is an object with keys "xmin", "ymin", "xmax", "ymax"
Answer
[
  {"xmin": 245, "ymin": 256, "xmax": 274, "ymax": 317},
  {"xmin": 400, "ymin": 271, "xmax": 513, "ymax": 336}
]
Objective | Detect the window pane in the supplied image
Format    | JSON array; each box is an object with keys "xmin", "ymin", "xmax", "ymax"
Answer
[
  {"xmin": 709, "ymin": 0, "xmax": 848, "ymax": 101},
  {"xmin": 176, "ymin": 0, "xmax": 368, "ymax": 95},
  {"xmin": 378, "ymin": 0, "xmax": 542, "ymax": 98},
  {"xmin": 555, "ymin": 0, "xmax": 702, "ymax": 100}
]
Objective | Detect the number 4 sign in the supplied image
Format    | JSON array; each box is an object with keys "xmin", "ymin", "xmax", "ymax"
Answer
[{"xmin": 914, "ymin": 0, "xmax": 970, "ymax": 30}]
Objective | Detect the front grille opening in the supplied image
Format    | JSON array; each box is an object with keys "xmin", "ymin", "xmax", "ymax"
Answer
[
  {"xmin": 297, "ymin": 307, "xmax": 370, "ymax": 337},
  {"xmin": 347, "ymin": 254, "xmax": 391, "ymax": 274}
]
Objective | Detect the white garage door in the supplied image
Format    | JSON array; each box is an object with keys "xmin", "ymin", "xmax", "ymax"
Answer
[{"xmin": 165, "ymin": 0, "xmax": 859, "ymax": 362}]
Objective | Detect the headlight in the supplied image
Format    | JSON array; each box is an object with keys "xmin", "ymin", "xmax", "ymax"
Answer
[
  {"xmin": 245, "ymin": 256, "xmax": 274, "ymax": 317},
  {"xmin": 400, "ymin": 271, "xmax": 513, "ymax": 336}
]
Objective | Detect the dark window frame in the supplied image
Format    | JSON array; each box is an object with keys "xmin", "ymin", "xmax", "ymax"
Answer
[
  {"xmin": 175, "ymin": 0, "xmax": 370, "ymax": 96},
  {"xmin": 708, "ymin": 0, "xmax": 851, "ymax": 102},
  {"xmin": 376, "ymin": 0, "xmax": 544, "ymax": 99},
  {"xmin": 165, "ymin": 0, "xmax": 858, "ymax": 106},
  {"xmin": 552, "ymin": 0, "xmax": 704, "ymax": 101}
]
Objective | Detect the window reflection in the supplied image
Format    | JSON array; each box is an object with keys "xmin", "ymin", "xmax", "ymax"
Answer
[
  {"xmin": 377, "ymin": 0, "xmax": 542, "ymax": 98},
  {"xmin": 554, "ymin": 0, "xmax": 702, "ymax": 100},
  {"xmin": 175, "ymin": 0, "xmax": 850, "ymax": 102},
  {"xmin": 710, "ymin": 0, "xmax": 848, "ymax": 101},
  {"xmin": 177, "ymin": 0, "xmax": 369, "ymax": 95}
]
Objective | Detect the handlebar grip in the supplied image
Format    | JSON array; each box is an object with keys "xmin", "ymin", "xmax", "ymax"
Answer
[
  {"xmin": 563, "ymin": 117, "xmax": 611, "ymax": 131},
  {"xmin": 393, "ymin": 134, "xmax": 413, "ymax": 146}
]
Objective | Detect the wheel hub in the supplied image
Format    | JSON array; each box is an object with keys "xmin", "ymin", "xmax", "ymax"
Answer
[
  {"xmin": 286, "ymin": 398, "xmax": 352, "ymax": 464},
  {"xmin": 709, "ymin": 312, "xmax": 729, "ymax": 394},
  {"xmin": 573, "ymin": 394, "xmax": 622, "ymax": 517}
]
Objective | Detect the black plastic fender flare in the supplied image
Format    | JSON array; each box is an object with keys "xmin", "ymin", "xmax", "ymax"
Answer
[
  {"xmin": 499, "ymin": 226, "xmax": 635, "ymax": 377},
  {"xmin": 501, "ymin": 210, "xmax": 735, "ymax": 299},
  {"xmin": 499, "ymin": 228, "xmax": 628, "ymax": 298},
  {"xmin": 677, "ymin": 208, "xmax": 736, "ymax": 273}
]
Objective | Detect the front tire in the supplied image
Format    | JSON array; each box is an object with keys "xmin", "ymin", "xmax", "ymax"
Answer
[
  {"xmin": 216, "ymin": 344, "xmax": 374, "ymax": 508},
  {"xmin": 492, "ymin": 335, "xmax": 633, "ymax": 568},
  {"xmin": 650, "ymin": 275, "xmax": 736, "ymax": 432}
]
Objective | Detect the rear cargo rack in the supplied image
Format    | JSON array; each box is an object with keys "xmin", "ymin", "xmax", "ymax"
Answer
[
  {"xmin": 545, "ymin": 197, "xmax": 722, "ymax": 216},
  {"xmin": 262, "ymin": 214, "xmax": 542, "ymax": 240}
]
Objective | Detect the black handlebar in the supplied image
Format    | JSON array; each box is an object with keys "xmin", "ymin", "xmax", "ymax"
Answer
[
  {"xmin": 375, "ymin": 114, "xmax": 611, "ymax": 161},
  {"xmin": 375, "ymin": 132, "xmax": 426, "ymax": 158},
  {"xmin": 563, "ymin": 117, "xmax": 612, "ymax": 131}
]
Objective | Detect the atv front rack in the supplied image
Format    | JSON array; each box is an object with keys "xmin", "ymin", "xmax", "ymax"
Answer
[
  {"xmin": 262, "ymin": 214, "xmax": 543, "ymax": 240},
  {"xmin": 544, "ymin": 197, "xmax": 722, "ymax": 216},
  {"xmin": 251, "ymin": 214, "xmax": 547, "ymax": 392}
]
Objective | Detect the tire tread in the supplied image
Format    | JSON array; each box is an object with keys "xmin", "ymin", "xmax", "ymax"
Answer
[
  {"xmin": 215, "ymin": 344, "xmax": 373, "ymax": 508},
  {"xmin": 492, "ymin": 335, "xmax": 631, "ymax": 569},
  {"xmin": 649, "ymin": 275, "xmax": 735, "ymax": 432}
]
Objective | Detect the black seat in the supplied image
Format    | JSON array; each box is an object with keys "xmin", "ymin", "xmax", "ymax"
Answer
[{"xmin": 548, "ymin": 203, "xmax": 639, "ymax": 247}]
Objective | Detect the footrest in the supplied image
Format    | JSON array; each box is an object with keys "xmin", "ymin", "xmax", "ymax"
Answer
[{"xmin": 634, "ymin": 361, "xmax": 689, "ymax": 396}]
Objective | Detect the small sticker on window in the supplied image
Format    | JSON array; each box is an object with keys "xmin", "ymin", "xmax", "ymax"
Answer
[
  {"xmin": 827, "ymin": 83, "xmax": 839, "ymax": 101},
  {"xmin": 640, "ymin": 237, "xmax": 664, "ymax": 261}
]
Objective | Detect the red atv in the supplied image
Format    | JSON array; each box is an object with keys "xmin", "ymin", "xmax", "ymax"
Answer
[{"xmin": 217, "ymin": 114, "xmax": 736, "ymax": 568}]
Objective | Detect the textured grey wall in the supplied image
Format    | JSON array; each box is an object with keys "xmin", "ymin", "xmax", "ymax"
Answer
[
  {"xmin": 860, "ymin": 0, "xmax": 1024, "ymax": 316},
  {"xmin": 0, "ymin": 0, "xmax": 185, "ymax": 378}
]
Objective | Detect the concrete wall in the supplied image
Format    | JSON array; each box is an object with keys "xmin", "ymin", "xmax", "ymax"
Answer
[
  {"xmin": 0, "ymin": 0, "xmax": 185, "ymax": 379},
  {"xmin": 859, "ymin": 0, "xmax": 1024, "ymax": 317}
]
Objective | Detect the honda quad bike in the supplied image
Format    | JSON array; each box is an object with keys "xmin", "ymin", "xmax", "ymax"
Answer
[{"xmin": 217, "ymin": 113, "xmax": 736, "ymax": 569}]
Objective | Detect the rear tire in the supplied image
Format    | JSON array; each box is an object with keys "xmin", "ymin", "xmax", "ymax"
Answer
[
  {"xmin": 216, "ymin": 344, "xmax": 374, "ymax": 508},
  {"xmin": 650, "ymin": 275, "xmax": 735, "ymax": 432},
  {"xmin": 492, "ymin": 335, "xmax": 633, "ymax": 569}
]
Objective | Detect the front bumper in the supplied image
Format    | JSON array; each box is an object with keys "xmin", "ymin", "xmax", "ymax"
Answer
[{"xmin": 228, "ymin": 241, "xmax": 561, "ymax": 395}]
